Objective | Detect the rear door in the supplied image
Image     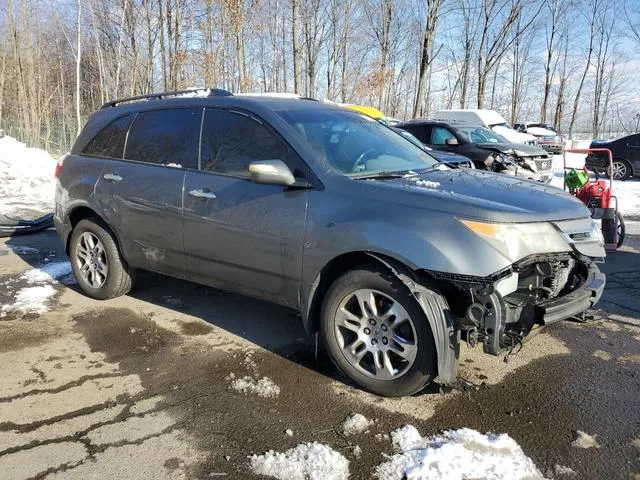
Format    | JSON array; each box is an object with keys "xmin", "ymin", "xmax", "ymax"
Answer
[
  {"xmin": 94, "ymin": 107, "xmax": 200, "ymax": 276},
  {"xmin": 182, "ymin": 108, "xmax": 309, "ymax": 307}
]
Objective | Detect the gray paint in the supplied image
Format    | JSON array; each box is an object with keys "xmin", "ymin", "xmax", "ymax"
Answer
[{"xmin": 56, "ymin": 95, "xmax": 605, "ymax": 386}]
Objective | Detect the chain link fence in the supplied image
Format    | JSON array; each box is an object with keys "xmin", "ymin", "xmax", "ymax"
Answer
[{"xmin": 0, "ymin": 115, "xmax": 85, "ymax": 157}]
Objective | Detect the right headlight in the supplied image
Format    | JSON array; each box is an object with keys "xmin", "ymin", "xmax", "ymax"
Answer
[{"xmin": 459, "ymin": 219, "xmax": 570, "ymax": 263}]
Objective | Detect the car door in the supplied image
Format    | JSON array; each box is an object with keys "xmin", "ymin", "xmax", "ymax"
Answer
[
  {"xmin": 94, "ymin": 107, "xmax": 200, "ymax": 277},
  {"xmin": 626, "ymin": 134, "xmax": 640, "ymax": 169},
  {"xmin": 182, "ymin": 108, "xmax": 310, "ymax": 307}
]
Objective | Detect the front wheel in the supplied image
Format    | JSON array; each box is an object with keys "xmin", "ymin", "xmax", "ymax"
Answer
[
  {"xmin": 617, "ymin": 211, "xmax": 625, "ymax": 248},
  {"xmin": 320, "ymin": 265, "xmax": 440, "ymax": 397}
]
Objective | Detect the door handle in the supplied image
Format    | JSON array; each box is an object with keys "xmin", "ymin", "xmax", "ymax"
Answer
[
  {"xmin": 103, "ymin": 173, "xmax": 123, "ymax": 182},
  {"xmin": 188, "ymin": 189, "xmax": 217, "ymax": 200}
]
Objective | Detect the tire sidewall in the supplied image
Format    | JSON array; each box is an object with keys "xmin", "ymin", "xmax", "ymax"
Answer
[
  {"xmin": 320, "ymin": 267, "xmax": 438, "ymax": 397},
  {"xmin": 69, "ymin": 219, "xmax": 124, "ymax": 300}
]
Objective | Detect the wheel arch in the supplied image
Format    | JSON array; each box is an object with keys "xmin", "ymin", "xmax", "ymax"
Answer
[
  {"xmin": 303, "ymin": 250, "xmax": 460, "ymax": 385},
  {"xmin": 65, "ymin": 205, "xmax": 125, "ymax": 260}
]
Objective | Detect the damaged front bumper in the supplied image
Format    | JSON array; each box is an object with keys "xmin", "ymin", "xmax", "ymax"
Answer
[{"xmin": 460, "ymin": 254, "xmax": 605, "ymax": 356}]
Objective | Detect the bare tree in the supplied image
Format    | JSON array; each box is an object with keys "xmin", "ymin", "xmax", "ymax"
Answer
[
  {"xmin": 413, "ymin": 0, "xmax": 444, "ymax": 117},
  {"xmin": 540, "ymin": 0, "xmax": 567, "ymax": 123}
]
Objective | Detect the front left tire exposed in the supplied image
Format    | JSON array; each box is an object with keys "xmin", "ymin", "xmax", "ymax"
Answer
[{"xmin": 320, "ymin": 265, "xmax": 441, "ymax": 397}]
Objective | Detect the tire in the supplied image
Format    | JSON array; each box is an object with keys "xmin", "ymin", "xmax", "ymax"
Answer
[
  {"xmin": 320, "ymin": 265, "xmax": 439, "ymax": 397},
  {"xmin": 617, "ymin": 211, "xmax": 625, "ymax": 248},
  {"xmin": 606, "ymin": 159, "xmax": 632, "ymax": 181},
  {"xmin": 69, "ymin": 218, "xmax": 134, "ymax": 300}
]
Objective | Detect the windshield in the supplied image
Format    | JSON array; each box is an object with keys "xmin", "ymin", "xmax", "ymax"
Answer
[
  {"xmin": 457, "ymin": 126, "xmax": 508, "ymax": 144},
  {"xmin": 277, "ymin": 109, "xmax": 439, "ymax": 176}
]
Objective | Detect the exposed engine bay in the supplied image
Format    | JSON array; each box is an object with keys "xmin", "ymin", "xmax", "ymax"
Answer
[
  {"xmin": 484, "ymin": 151, "xmax": 553, "ymax": 183},
  {"xmin": 433, "ymin": 253, "xmax": 603, "ymax": 359}
]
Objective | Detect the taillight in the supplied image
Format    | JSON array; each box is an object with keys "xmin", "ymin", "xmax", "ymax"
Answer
[{"xmin": 54, "ymin": 154, "xmax": 67, "ymax": 178}]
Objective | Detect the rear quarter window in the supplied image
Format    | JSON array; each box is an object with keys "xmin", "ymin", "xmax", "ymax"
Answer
[
  {"xmin": 124, "ymin": 108, "xmax": 200, "ymax": 169},
  {"xmin": 82, "ymin": 114, "xmax": 133, "ymax": 159}
]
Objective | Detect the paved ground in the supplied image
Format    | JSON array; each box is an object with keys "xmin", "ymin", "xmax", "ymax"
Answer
[{"xmin": 0, "ymin": 227, "xmax": 639, "ymax": 479}]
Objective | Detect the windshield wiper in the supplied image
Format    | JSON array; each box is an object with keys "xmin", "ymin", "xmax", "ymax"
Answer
[
  {"xmin": 420, "ymin": 161, "xmax": 452, "ymax": 172},
  {"xmin": 352, "ymin": 171, "xmax": 413, "ymax": 180}
]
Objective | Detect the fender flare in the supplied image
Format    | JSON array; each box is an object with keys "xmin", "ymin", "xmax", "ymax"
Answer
[{"xmin": 365, "ymin": 252, "xmax": 460, "ymax": 385}]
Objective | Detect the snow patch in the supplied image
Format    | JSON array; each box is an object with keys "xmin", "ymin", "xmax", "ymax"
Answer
[
  {"xmin": 342, "ymin": 413, "xmax": 373, "ymax": 436},
  {"xmin": 22, "ymin": 261, "xmax": 72, "ymax": 284},
  {"xmin": 230, "ymin": 375, "xmax": 280, "ymax": 398},
  {"xmin": 407, "ymin": 177, "xmax": 440, "ymax": 189},
  {"xmin": 250, "ymin": 442, "xmax": 349, "ymax": 480},
  {"xmin": 0, "ymin": 135, "xmax": 57, "ymax": 218},
  {"xmin": 375, "ymin": 426, "xmax": 544, "ymax": 480},
  {"xmin": 554, "ymin": 464, "xmax": 576, "ymax": 476},
  {"xmin": 571, "ymin": 430, "xmax": 600, "ymax": 449},
  {"xmin": 1, "ymin": 285, "xmax": 57, "ymax": 315}
]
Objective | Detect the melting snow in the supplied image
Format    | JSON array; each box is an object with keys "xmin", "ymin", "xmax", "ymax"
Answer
[
  {"xmin": 342, "ymin": 413, "xmax": 373, "ymax": 436},
  {"xmin": 0, "ymin": 135, "xmax": 57, "ymax": 218},
  {"xmin": 375, "ymin": 425, "xmax": 544, "ymax": 480},
  {"xmin": 1, "ymin": 285, "xmax": 57, "ymax": 315},
  {"xmin": 230, "ymin": 375, "xmax": 280, "ymax": 398},
  {"xmin": 1, "ymin": 261, "xmax": 73, "ymax": 316},
  {"xmin": 22, "ymin": 261, "xmax": 73, "ymax": 284},
  {"xmin": 407, "ymin": 177, "xmax": 440, "ymax": 189},
  {"xmin": 250, "ymin": 442, "xmax": 349, "ymax": 480},
  {"xmin": 571, "ymin": 430, "xmax": 600, "ymax": 449}
]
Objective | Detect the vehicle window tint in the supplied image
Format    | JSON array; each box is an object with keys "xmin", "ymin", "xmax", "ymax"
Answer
[
  {"xmin": 200, "ymin": 108, "xmax": 307, "ymax": 179},
  {"xmin": 628, "ymin": 134, "xmax": 640, "ymax": 147},
  {"xmin": 124, "ymin": 108, "xmax": 199, "ymax": 169},
  {"xmin": 431, "ymin": 127, "xmax": 456, "ymax": 145},
  {"xmin": 403, "ymin": 126, "xmax": 430, "ymax": 144},
  {"xmin": 82, "ymin": 114, "xmax": 133, "ymax": 159}
]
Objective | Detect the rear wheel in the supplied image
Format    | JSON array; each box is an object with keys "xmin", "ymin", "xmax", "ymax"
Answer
[
  {"xmin": 69, "ymin": 218, "xmax": 134, "ymax": 300},
  {"xmin": 607, "ymin": 159, "xmax": 632, "ymax": 181},
  {"xmin": 320, "ymin": 265, "xmax": 440, "ymax": 397}
]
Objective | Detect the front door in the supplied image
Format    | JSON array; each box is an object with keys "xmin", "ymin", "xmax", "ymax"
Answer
[
  {"xmin": 94, "ymin": 107, "xmax": 200, "ymax": 276},
  {"xmin": 183, "ymin": 108, "xmax": 309, "ymax": 307}
]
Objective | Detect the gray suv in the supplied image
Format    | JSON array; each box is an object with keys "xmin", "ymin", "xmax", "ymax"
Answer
[{"xmin": 55, "ymin": 90, "xmax": 606, "ymax": 397}]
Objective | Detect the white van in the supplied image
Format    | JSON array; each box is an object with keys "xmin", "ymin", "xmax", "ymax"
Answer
[{"xmin": 433, "ymin": 109, "xmax": 538, "ymax": 146}]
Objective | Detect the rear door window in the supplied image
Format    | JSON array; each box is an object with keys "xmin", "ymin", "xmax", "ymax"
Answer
[
  {"xmin": 124, "ymin": 108, "xmax": 200, "ymax": 169},
  {"xmin": 403, "ymin": 126, "xmax": 431, "ymax": 144},
  {"xmin": 627, "ymin": 134, "xmax": 640, "ymax": 147},
  {"xmin": 82, "ymin": 114, "xmax": 133, "ymax": 159},
  {"xmin": 200, "ymin": 108, "xmax": 307, "ymax": 179}
]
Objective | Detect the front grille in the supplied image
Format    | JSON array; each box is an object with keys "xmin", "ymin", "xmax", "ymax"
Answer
[{"xmin": 534, "ymin": 159, "xmax": 552, "ymax": 171}]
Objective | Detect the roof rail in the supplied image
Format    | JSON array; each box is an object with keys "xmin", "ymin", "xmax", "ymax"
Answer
[{"xmin": 100, "ymin": 88, "xmax": 233, "ymax": 109}]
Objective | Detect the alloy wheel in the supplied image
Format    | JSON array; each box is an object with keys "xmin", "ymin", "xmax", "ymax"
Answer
[
  {"xmin": 76, "ymin": 232, "xmax": 109, "ymax": 288},
  {"xmin": 608, "ymin": 161, "xmax": 627, "ymax": 180},
  {"xmin": 334, "ymin": 288, "xmax": 418, "ymax": 381}
]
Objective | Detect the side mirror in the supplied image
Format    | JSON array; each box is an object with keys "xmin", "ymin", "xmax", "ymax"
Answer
[
  {"xmin": 249, "ymin": 160, "xmax": 295, "ymax": 186},
  {"xmin": 445, "ymin": 137, "xmax": 459, "ymax": 146}
]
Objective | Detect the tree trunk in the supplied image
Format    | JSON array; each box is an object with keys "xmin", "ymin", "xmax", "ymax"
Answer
[
  {"xmin": 413, "ymin": 0, "xmax": 444, "ymax": 117},
  {"xmin": 292, "ymin": 0, "xmax": 302, "ymax": 94},
  {"xmin": 76, "ymin": 0, "xmax": 82, "ymax": 136}
]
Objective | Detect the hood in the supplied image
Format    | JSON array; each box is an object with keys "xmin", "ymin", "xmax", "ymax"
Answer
[
  {"xmin": 526, "ymin": 126, "xmax": 558, "ymax": 137},
  {"xmin": 361, "ymin": 169, "xmax": 589, "ymax": 223},
  {"xmin": 491, "ymin": 124, "xmax": 537, "ymax": 143},
  {"xmin": 475, "ymin": 142, "xmax": 548, "ymax": 157}
]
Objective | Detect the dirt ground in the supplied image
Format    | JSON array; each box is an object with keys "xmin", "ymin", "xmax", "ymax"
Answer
[{"xmin": 1, "ymin": 225, "xmax": 639, "ymax": 480}]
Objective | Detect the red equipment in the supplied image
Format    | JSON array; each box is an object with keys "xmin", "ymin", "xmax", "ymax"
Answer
[{"xmin": 563, "ymin": 147, "xmax": 624, "ymax": 251}]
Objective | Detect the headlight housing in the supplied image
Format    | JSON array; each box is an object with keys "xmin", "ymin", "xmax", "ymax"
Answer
[{"xmin": 459, "ymin": 219, "xmax": 570, "ymax": 263}]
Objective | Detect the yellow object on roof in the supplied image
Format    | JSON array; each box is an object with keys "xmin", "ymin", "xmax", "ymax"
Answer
[{"xmin": 343, "ymin": 104, "xmax": 386, "ymax": 120}]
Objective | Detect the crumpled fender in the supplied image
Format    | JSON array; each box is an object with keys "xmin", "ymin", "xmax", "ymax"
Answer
[{"xmin": 366, "ymin": 253, "xmax": 460, "ymax": 385}]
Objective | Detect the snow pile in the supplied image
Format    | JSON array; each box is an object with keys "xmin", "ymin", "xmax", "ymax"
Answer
[
  {"xmin": 342, "ymin": 413, "xmax": 373, "ymax": 436},
  {"xmin": 1, "ymin": 261, "xmax": 72, "ymax": 316},
  {"xmin": 374, "ymin": 425, "xmax": 544, "ymax": 480},
  {"xmin": 0, "ymin": 135, "xmax": 57, "ymax": 218},
  {"xmin": 1, "ymin": 285, "xmax": 57, "ymax": 315},
  {"xmin": 250, "ymin": 442, "xmax": 349, "ymax": 480},
  {"xmin": 230, "ymin": 375, "xmax": 280, "ymax": 398},
  {"xmin": 571, "ymin": 430, "xmax": 600, "ymax": 449}
]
